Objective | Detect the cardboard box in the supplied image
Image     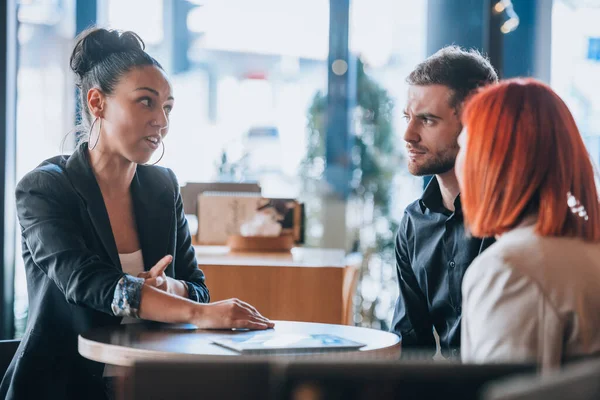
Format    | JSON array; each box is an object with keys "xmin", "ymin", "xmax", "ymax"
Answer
[
  {"xmin": 196, "ymin": 192, "xmax": 304, "ymax": 245},
  {"xmin": 180, "ymin": 182, "xmax": 261, "ymax": 215}
]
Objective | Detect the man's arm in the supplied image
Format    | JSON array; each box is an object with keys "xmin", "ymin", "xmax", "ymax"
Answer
[{"xmin": 390, "ymin": 213, "xmax": 436, "ymax": 353}]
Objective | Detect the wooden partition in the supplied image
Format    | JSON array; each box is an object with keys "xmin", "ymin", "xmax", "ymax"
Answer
[{"xmin": 196, "ymin": 246, "xmax": 357, "ymax": 325}]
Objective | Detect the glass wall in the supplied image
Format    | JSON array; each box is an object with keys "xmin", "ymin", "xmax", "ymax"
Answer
[
  {"xmin": 14, "ymin": 0, "xmax": 77, "ymax": 337},
  {"xmin": 100, "ymin": 0, "xmax": 330, "ymax": 198},
  {"xmin": 551, "ymin": 0, "xmax": 600, "ymax": 167},
  {"xmin": 348, "ymin": 0, "xmax": 427, "ymax": 328}
]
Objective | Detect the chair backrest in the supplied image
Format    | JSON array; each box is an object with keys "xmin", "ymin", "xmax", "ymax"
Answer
[
  {"xmin": 483, "ymin": 358, "xmax": 600, "ymax": 400},
  {"xmin": 271, "ymin": 359, "xmax": 536, "ymax": 400},
  {"xmin": 0, "ymin": 340, "xmax": 20, "ymax": 378},
  {"xmin": 341, "ymin": 264, "xmax": 359, "ymax": 325},
  {"xmin": 120, "ymin": 358, "xmax": 272, "ymax": 400}
]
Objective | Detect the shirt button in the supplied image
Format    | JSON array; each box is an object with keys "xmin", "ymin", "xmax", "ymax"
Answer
[
  {"xmin": 456, "ymin": 306, "xmax": 462, "ymax": 314},
  {"xmin": 449, "ymin": 260, "xmax": 456, "ymax": 268}
]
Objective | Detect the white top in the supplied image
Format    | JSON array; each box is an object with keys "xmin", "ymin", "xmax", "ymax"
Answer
[
  {"xmin": 461, "ymin": 222, "xmax": 600, "ymax": 372},
  {"xmin": 119, "ymin": 249, "xmax": 144, "ymax": 277}
]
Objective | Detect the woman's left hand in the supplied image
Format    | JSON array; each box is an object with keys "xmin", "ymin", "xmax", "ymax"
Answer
[{"xmin": 138, "ymin": 255, "xmax": 173, "ymax": 293}]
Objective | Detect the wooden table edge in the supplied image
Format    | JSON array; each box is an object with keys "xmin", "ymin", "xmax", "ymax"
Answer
[{"xmin": 79, "ymin": 333, "xmax": 402, "ymax": 367}]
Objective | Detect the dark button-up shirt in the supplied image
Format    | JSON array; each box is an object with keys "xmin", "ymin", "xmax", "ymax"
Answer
[{"xmin": 390, "ymin": 177, "xmax": 494, "ymax": 358}]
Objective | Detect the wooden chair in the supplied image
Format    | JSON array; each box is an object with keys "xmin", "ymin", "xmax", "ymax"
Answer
[{"xmin": 342, "ymin": 264, "xmax": 360, "ymax": 325}]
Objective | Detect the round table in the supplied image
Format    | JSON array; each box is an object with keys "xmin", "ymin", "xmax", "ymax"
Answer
[{"xmin": 79, "ymin": 320, "xmax": 401, "ymax": 367}]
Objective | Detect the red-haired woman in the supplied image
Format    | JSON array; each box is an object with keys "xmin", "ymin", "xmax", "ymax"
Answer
[{"xmin": 456, "ymin": 78, "xmax": 600, "ymax": 370}]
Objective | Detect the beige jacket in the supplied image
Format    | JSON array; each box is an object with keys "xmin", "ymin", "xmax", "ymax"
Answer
[{"xmin": 461, "ymin": 222, "xmax": 600, "ymax": 371}]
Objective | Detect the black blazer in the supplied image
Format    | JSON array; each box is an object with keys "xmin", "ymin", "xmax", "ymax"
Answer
[{"xmin": 0, "ymin": 143, "xmax": 209, "ymax": 400}]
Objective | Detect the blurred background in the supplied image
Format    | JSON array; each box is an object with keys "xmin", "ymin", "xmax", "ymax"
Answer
[{"xmin": 2, "ymin": 0, "xmax": 600, "ymax": 339}]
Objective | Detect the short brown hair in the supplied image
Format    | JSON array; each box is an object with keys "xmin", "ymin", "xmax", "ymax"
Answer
[{"xmin": 407, "ymin": 46, "xmax": 498, "ymax": 109}]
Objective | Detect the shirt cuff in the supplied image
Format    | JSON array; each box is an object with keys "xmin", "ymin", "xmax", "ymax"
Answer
[
  {"xmin": 111, "ymin": 275, "xmax": 144, "ymax": 317},
  {"xmin": 182, "ymin": 281, "xmax": 200, "ymax": 302}
]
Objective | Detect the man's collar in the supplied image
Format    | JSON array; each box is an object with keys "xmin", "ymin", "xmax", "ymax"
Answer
[
  {"xmin": 419, "ymin": 176, "xmax": 442, "ymax": 213},
  {"xmin": 419, "ymin": 176, "xmax": 462, "ymax": 216}
]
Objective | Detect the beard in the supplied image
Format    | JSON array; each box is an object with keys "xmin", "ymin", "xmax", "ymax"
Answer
[{"xmin": 407, "ymin": 144, "xmax": 459, "ymax": 176}]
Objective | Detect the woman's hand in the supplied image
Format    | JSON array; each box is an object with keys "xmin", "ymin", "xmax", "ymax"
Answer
[
  {"xmin": 192, "ymin": 298, "xmax": 275, "ymax": 330},
  {"xmin": 138, "ymin": 255, "xmax": 172, "ymax": 293}
]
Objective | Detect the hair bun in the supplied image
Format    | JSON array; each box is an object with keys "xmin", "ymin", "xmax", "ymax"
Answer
[{"xmin": 70, "ymin": 28, "xmax": 146, "ymax": 78}]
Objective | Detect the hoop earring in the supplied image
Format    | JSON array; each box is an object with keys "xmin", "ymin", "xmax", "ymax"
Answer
[
  {"xmin": 146, "ymin": 141, "xmax": 165, "ymax": 166},
  {"xmin": 88, "ymin": 117, "xmax": 102, "ymax": 150}
]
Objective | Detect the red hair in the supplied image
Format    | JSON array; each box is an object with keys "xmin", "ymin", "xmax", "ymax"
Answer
[{"xmin": 461, "ymin": 78, "xmax": 600, "ymax": 240}]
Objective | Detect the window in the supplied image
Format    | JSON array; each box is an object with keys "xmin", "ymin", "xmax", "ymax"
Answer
[
  {"xmin": 14, "ymin": 0, "xmax": 77, "ymax": 337},
  {"xmin": 100, "ymin": 0, "xmax": 329, "ymax": 196},
  {"xmin": 349, "ymin": 0, "xmax": 427, "ymax": 328},
  {"xmin": 551, "ymin": 0, "xmax": 600, "ymax": 167}
]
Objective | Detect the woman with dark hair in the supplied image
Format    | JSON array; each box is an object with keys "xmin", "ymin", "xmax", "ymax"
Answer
[
  {"xmin": 456, "ymin": 78, "xmax": 600, "ymax": 371},
  {"xmin": 0, "ymin": 28, "xmax": 273, "ymax": 399}
]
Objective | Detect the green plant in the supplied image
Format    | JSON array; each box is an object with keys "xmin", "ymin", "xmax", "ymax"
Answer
[{"xmin": 300, "ymin": 59, "xmax": 402, "ymax": 329}]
